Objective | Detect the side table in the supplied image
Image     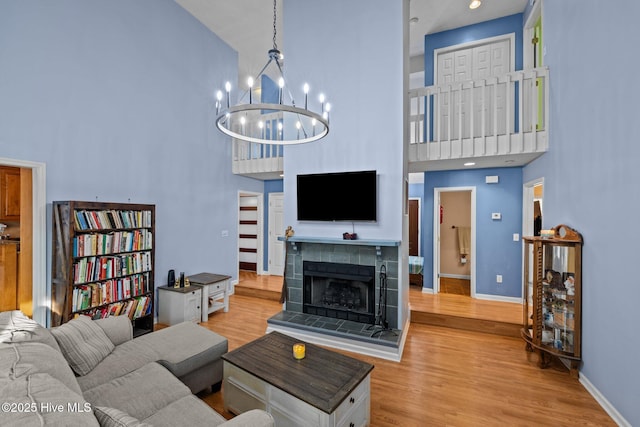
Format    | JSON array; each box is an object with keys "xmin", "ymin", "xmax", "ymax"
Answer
[
  {"xmin": 188, "ymin": 272, "xmax": 231, "ymax": 322},
  {"xmin": 157, "ymin": 285, "xmax": 202, "ymax": 325}
]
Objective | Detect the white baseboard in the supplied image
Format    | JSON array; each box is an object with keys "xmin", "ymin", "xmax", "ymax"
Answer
[
  {"xmin": 421, "ymin": 287, "xmax": 434, "ymax": 294},
  {"xmin": 230, "ymin": 279, "xmax": 238, "ymax": 295},
  {"xmin": 439, "ymin": 273, "xmax": 471, "ymax": 280},
  {"xmin": 474, "ymin": 293, "xmax": 522, "ymax": 304},
  {"xmin": 580, "ymin": 373, "xmax": 631, "ymax": 427}
]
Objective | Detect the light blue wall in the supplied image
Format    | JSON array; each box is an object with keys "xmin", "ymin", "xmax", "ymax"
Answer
[
  {"xmin": 0, "ymin": 0, "xmax": 263, "ymax": 320},
  {"xmin": 282, "ymin": 0, "xmax": 405, "ymax": 242},
  {"xmin": 424, "ymin": 13, "xmax": 524, "ymax": 86},
  {"xmin": 524, "ymin": 1, "xmax": 640, "ymax": 424},
  {"xmin": 423, "ymin": 168, "xmax": 522, "ymax": 297}
]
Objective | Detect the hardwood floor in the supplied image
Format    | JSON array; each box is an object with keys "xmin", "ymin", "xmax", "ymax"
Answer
[
  {"xmin": 196, "ymin": 278, "xmax": 615, "ymax": 426},
  {"xmin": 439, "ymin": 277, "xmax": 471, "ymax": 296}
]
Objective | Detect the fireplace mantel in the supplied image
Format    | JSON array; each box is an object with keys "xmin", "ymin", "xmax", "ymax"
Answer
[{"xmin": 281, "ymin": 236, "xmax": 400, "ymax": 247}]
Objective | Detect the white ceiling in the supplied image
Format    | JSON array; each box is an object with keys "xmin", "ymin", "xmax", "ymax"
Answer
[{"xmin": 175, "ymin": 0, "xmax": 528, "ymax": 82}]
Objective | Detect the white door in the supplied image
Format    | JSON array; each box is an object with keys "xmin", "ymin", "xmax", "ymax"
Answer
[
  {"xmin": 268, "ymin": 193, "xmax": 285, "ymax": 276},
  {"xmin": 436, "ymin": 36, "xmax": 512, "ymax": 139}
]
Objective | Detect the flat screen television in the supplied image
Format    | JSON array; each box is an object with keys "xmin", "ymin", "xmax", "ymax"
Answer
[{"xmin": 297, "ymin": 170, "xmax": 377, "ymax": 222}]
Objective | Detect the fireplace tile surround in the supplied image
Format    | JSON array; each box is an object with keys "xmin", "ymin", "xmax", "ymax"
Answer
[{"xmin": 279, "ymin": 238, "xmax": 400, "ymax": 329}]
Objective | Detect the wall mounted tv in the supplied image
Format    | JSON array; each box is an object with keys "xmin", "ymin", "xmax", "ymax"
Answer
[{"xmin": 297, "ymin": 170, "xmax": 377, "ymax": 222}]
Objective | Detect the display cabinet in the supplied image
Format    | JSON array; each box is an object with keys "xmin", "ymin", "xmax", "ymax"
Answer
[{"xmin": 522, "ymin": 224, "xmax": 582, "ymax": 377}]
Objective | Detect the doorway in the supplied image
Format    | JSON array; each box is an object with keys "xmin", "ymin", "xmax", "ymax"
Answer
[
  {"xmin": 0, "ymin": 157, "xmax": 46, "ymax": 325},
  {"xmin": 433, "ymin": 186, "xmax": 476, "ymax": 296},
  {"xmin": 238, "ymin": 192, "xmax": 263, "ymax": 275},
  {"xmin": 268, "ymin": 192, "xmax": 284, "ymax": 275},
  {"xmin": 408, "ymin": 198, "xmax": 420, "ymax": 257}
]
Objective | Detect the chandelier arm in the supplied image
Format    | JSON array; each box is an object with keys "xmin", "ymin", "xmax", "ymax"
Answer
[{"xmin": 273, "ymin": 58, "xmax": 299, "ymax": 107}]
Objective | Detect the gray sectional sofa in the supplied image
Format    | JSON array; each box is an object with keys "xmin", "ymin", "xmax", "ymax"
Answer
[{"xmin": 0, "ymin": 310, "xmax": 274, "ymax": 426}]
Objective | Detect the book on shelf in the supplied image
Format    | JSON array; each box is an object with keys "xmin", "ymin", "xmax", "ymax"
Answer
[{"xmin": 73, "ymin": 209, "xmax": 153, "ymax": 231}]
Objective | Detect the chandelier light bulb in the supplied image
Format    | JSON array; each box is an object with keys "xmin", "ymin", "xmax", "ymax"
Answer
[
  {"xmin": 216, "ymin": 90, "xmax": 223, "ymax": 114},
  {"xmin": 325, "ymin": 102, "xmax": 331, "ymax": 112},
  {"xmin": 247, "ymin": 77, "xmax": 254, "ymax": 103},
  {"xmin": 225, "ymin": 81, "xmax": 231, "ymax": 108},
  {"xmin": 303, "ymin": 83, "xmax": 310, "ymax": 109}
]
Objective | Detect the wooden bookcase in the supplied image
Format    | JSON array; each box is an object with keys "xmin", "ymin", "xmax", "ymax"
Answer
[
  {"xmin": 51, "ymin": 201, "xmax": 155, "ymax": 337},
  {"xmin": 521, "ymin": 224, "xmax": 582, "ymax": 377}
]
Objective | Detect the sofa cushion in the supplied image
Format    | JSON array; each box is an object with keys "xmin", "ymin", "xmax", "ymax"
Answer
[
  {"xmin": 141, "ymin": 395, "xmax": 227, "ymax": 427},
  {"xmin": 0, "ymin": 342, "xmax": 82, "ymax": 395},
  {"xmin": 77, "ymin": 338, "xmax": 159, "ymax": 392},
  {"xmin": 94, "ymin": 316, "xmax": 133, "ymax": 347},
  {"xmin": 135, "ymin": 321, "xmax": 228, "ymax": 378},
  {"xmin": 0, "ymin": 373, "xmax": 98, "ymax": 427},
  {"xmin": 51, "ymin": 316, "xmax": 115, "ymax": 376},
  {"xmin": 82, "ymin": 362, "xmax": 192, "ymax": 421},
  {"xmin": 0, "ymin": 310, "xmax": 61, "ymax": 352},
  {"xmin": 94, "ymin": 406, "xmax": 152, "ymax": 427}
]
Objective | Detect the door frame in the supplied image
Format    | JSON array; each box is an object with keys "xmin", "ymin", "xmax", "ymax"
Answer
[
  {"xmin": 522, "ymin": 177, "xmax": 544, "ymax": 238},
  {"xmin": 267, "ymin": 192, "xmax": 284, "ymax": 275},
  {"xmin": 0, "ymin": 157, "xmax": 46, "ymax": 326},
  {"xmin": 433, "ymin": 186, "xmax": 476, "ymax": 296},
  {"xmin": 237, "ymin": 190, "xmax": 263, "ymax": 277}
]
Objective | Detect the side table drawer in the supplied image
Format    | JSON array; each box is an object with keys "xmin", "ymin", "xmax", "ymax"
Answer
[{"xmin": 335, "ymin": 375, "xmax": 370, "ymax": 426}]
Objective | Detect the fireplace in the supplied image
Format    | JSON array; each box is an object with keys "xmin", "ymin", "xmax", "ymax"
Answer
[{"xmin": 303, "ymin": 261, "xmax": 375, "ymax": 324}]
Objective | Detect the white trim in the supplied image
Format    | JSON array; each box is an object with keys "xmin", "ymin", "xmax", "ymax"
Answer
[
  {"xmin": 523, "ymin": 1, "xmax": 543, "ymax": 78},
  {"xmin": 421, "ymin": 287, "xmax": 434, "ymax": 294},
  {"xmin": 433, "ymin": 186, "xmax": 476, "ymax": 297},
  {"xmin": 434, "ymin": 33, "xmax": 516, "ymax": 85},
  {"xmin": 439, "ymin": 273, "xmax": 471, "ymax": 280},
  {"xmin": 266, "ymin": 316, "xmax": 411, "ymax": 363},
  {"xmin": 0, "ymin": 157, "xmax": 47, "ymax": 326},
  {"xmin": 580, "ymin": 374, "xmax": 632, "ymax": 427},
  {"xmin": 474, "ymin": 293, "xmax": 522, "ymax": 304}
]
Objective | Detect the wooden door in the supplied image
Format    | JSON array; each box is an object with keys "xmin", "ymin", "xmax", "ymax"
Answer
[{"xmin": 408, "ymin": 199, "xmax": 419, "ymax": 256}]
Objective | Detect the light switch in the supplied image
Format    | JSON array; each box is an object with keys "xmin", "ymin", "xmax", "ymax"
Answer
[
  {"xmin": 513, "ymin": 233, "xmax": 519, "ymax": 241},
  {"xmin": 496, "ymin": 275, "xmax": 503, "ymax": 283}
]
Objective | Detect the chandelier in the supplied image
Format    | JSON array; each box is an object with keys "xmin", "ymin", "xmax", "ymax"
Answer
[{"xmin": 215, "ymin": 0, "xmax": 330, "ymax": 145}]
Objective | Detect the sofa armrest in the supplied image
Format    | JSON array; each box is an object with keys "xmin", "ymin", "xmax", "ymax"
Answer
[
  {"xmin": 93, "ymin": 316, "xmax": 133, "ymax": 346},
  {"xmin": 220, "ymin": 410, "xmax": 274, "ymax": 427}
]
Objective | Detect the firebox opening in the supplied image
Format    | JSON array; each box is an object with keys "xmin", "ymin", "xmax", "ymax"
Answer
[{"xmin": 303, "ymin": 261, "xmax": 375, "ymax": 324}]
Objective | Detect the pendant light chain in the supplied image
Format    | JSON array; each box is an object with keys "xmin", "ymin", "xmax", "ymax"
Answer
[{"xmin": 272, "ymin": 0, "xmax": 278, "ymax": 51}]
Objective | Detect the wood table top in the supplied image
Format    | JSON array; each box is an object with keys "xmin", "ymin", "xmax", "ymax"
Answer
[{"xmin": 222, "ymin": 331, "xmax": 374, "ymax": 414}]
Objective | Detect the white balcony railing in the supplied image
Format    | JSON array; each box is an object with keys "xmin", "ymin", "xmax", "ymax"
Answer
[
  {"xmin": 409, "ymin": 67, "xmax": 549, "ymax": 165},
  {"xmin": 231, "ymin": 111, "xmax": 284, "ymax": 179}
]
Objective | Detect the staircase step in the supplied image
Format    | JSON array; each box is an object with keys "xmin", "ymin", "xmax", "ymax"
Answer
[{"xmin": 411, "ymin": 310, "xmax": 521, "ymax": 338}]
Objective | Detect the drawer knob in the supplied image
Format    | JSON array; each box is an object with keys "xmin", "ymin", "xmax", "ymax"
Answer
[{"xmin": 349, "ymin": 397, "xmax": 355, "ymax": 404}]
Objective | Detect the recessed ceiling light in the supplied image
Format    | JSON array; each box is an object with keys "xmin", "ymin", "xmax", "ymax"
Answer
[
  {"xmin": 469, "ymin": 0, "xmax": 481, "ymax": 9},
  {"xmin": 505, "ymin": 159, "xmax": 515, "ymax": 164},
  {"xmin": 409, "ymin": 17, "xmax": 419, "ymax": 24},
  {"xmin": 464, "ymin": 162, "xmax": 476, "ymax": 167}
]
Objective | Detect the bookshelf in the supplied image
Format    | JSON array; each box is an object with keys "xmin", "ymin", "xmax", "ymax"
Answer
[{"xmin": 51, "ymin": 201, "xmax": 155, "ymax": 337}]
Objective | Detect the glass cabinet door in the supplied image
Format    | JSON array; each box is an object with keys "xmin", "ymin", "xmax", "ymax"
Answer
[{"xmin": 541, "ymin": 244, "xmax": 577, "ymax": 353}]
